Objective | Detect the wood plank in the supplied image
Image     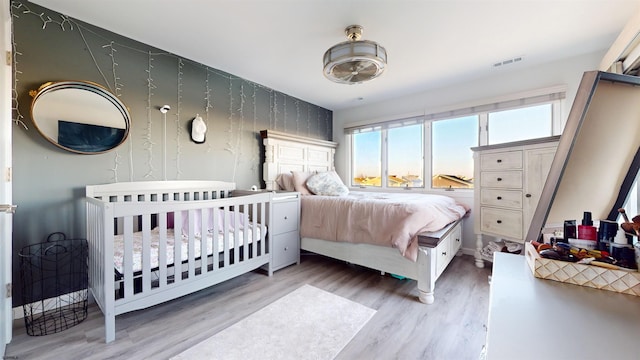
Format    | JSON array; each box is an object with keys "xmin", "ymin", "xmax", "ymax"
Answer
[
  {"xmin": 417, "ymin": 218, "xmax": 461, "ymax": 247},
  {"xmin": 6, "ymin": 254, "xmax": 491, "ymax": 360}
]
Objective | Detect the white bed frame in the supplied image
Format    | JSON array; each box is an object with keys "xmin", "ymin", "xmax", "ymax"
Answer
[
  {"xmin": 86, "ymin": 180, "xmax": 271, "ymax": 343},
  {"xmin": 261, "ymin": 130, "xmax": 463, "ymax": 304}
]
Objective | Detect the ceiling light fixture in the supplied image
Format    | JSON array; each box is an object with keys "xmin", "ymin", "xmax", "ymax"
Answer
[{"xmin": 323, "ymin": 25, "xmax": 387, "ymax": 84}]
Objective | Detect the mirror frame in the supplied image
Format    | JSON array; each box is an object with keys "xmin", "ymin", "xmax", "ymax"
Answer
[{"xmin": 30, "ymin": 80, "xmax": 131, "ymax": 154}]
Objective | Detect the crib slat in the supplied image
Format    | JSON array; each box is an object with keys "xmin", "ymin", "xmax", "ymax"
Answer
[
  {"xmin": 212, "ymin": 208, "xmax": 220, "ymax": 271},
  {"xmin": 242, "ymin": 204, "xmax": 249, "ymax": 260},
  {"xmin": 141, "ymin": 214, "xmax": 151, "ymax": 293},
  {"xmin": 250, "ymin": 202, "xmax": 257, "ymax": 259},
  {"xmin": 173, "ymin": 211, "xmax": 182, "ymax": 285},
  {"xmin": 263, "ymin": 201, "xmax": 268, "ymax": 257},
  {"xmin": 200, "ymin": 208, "xmax": 209, "ymax": 274},
  {"xmin": 123, "ymin": 216, "xmax": 134, "ymax": 299},
  {"xmin": 187, "ymin": 209, "xmax": 196, "ymax": 279},
  {"xmin": 233, "ymin": 208, "xmax": 239, "ymax": 265},
  {"xmin": 158, "ymin": 212, "xmax": 168, "ymax": 287},
  {"xmin": 222, "ymin": 206, "xmax": 230, "ymax": 267}
]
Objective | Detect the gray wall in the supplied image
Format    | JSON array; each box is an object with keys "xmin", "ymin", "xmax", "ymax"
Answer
[{"xmin": 11, "ymin": 1, "xmax": 332, "ymax": 306}]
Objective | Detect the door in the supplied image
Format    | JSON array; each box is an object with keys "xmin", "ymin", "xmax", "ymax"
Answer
[
  {"xmin": 1, "ymin": 0, "xmax": 13, "ymax": 355},
  {"xmin": 523, "ymin": 146, "xmax": 557, "ymax": 232}
]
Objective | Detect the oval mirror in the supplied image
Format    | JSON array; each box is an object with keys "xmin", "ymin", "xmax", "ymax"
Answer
[{"xmin": 30, "ymin": 81, "xmax": 131, "ymax": 154}]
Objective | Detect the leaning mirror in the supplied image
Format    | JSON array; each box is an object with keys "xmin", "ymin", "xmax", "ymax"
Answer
[
  {"xmin": 30, "ymin": 81, "xmax": 131, "ymax": 154},
  {"xmin": 526, "ymin": 71, "xmax": 640, "ymax": 241}
]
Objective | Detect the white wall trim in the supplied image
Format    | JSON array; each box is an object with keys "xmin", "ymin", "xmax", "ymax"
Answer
[
  {"xmin": 12, "ymin": 290, "xmax": 89, "ymax": 320},
  {"xmin": 1, "ymin": 0, "xmax": 13, "ymax": 353},
  {"xmin": 600, "ymin": 7, "xmax": 640, "ymax": 72}
]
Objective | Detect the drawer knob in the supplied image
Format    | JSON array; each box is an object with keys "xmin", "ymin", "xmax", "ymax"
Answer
[
  {"xmin": 442, "ymin": 251, "xmax": 447, "ymax": 256},
  {"xmin": 525, "ymin": 194, "xmax": 532, "ymax": 198},
  {"xmin": 497, "ymin": 196, "xmax": 502, "ymax": 200},
  {"xmin": 496, "ymin": 220, "xmax": 502, "ymax": 224},
  {"xmin": 456, "ymin": 238, "xmax": 460, "ymax": 242},
  {"xmin": 497, "ymin": 177, "xmax": 503, "ymax": 181},
  {"xmin": 284, "ymin": 246, "xmax": 288, "ymax": 251},
  {"xmin": 497, "ymin": 159, "xmax": 502, "ymax": 163},
  {"xmin": 284, "ymin": 216, "xmax": 288, "ymax": 220}
]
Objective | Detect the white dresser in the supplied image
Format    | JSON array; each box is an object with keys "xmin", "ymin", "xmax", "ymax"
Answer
[{"xmin": 472, "ymin": 136, "xmax": 559, "ymax": 268}]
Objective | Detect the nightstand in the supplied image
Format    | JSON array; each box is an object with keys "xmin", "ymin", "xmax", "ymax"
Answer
[
  {"xmin": 231, "ymin": 190, "xmax": 300, "ymax": 273},
  {"xmin": 268, "ymin": 192, "xmax": 301, "ymax": 272}
]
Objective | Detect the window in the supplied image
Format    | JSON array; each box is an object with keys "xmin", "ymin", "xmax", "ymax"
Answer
[
  {"xmin": 352, "ymin": 129, "xmax": 382, "ymax": 187},
  {"xmin": 488, "ymin": 104, "xmax": 552, "ymax": 145},
  {"xmin": 432, "ymin": 116, "xmax": 478, "ymax": 189},
  {"xmin": 346, "ymin": 88, "xmax": 565, "ymax": 190},
  {"xmin": 388, "ymin": 124, "xmax": 423, "ymax": 187}
]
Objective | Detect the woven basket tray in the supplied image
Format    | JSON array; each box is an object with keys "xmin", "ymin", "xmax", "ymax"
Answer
[{"xmin": 524, "ymin": 242, "xmax": 640, "ymax": 297}]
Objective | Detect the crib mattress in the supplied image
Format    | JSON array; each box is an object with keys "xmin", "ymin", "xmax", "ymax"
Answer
[{"xmin": 113, "ymin": 226, "xmax": 263, "ymax": 274}]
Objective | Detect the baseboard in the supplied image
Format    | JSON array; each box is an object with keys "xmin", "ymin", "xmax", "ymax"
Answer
[
  {"xmin": 12, "ymin": 306, "xmax": 22, "ymax": 320},
  {"xmin": 12, "ymin": 290, "xmax": 90, "ymax": 320},
  {"xmin": 460, "ymin": 247, "xmax": 476, "ymax": 257}
]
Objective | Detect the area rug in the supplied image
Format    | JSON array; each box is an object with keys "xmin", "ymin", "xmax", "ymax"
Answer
[{"xmin": 170, "ymin": 284, "xmax": 376, "ymax": 360}]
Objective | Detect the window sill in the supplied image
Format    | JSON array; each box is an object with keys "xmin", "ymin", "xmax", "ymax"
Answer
[{"xmin": 348, "ymin": 186, "xmax": 474, "ymax": 198}]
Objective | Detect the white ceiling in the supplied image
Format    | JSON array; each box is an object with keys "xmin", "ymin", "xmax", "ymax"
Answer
[{"xmin": 30, "ymin": 0, "xmax": 640, "ymax": 111}]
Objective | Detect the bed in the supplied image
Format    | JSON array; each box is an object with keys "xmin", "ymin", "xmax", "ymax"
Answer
[
  {"xmin": 85, "ymin": 180, "xmax": 271, "ymax": 343},
  {"xmin": 261, "ymin": 129, "xmax": 468, "ymax": 304}
]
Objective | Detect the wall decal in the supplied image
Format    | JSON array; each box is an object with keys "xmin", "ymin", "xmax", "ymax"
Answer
[
  {"xmin": 204, "ymin": 70, "xmax": 213, "ymax": 153},
  {"xmin": 175, "ymin": 58, "xmax": 185, "ymax": 179},
  {"xmin": 225, "ymin": 77, "xmax": 235, "ymax": 155},
  {"xmin": 111, "ymin": 152, "xmax": 122, "ymax": 182},
  {"xmin": 143, "ymin": 51, "xmax": 157, "ymax": 179}
]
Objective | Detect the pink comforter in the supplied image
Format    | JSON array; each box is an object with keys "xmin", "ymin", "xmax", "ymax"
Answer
[{"xmin": 300, "ymin": 191, "xmax": 469, "ymax": 261}]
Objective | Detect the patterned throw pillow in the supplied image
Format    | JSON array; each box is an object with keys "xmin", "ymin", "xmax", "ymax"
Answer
[{"xmin": 305, "ymin": 171, "xmax": 349, "ymax": 196}]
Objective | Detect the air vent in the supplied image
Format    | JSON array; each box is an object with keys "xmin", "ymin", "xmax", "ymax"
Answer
[{"xmin": 492, "ymin": 56, "xmax": 523, "ymax": 68}]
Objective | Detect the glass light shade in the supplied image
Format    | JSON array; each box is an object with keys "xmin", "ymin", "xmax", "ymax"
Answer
[{"xmin": 323, "ymin": 40, "xmax": 387, "ymax": 84}]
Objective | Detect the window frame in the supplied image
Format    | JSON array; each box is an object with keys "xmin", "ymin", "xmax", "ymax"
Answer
[{"xmin": 345, "ymin": 88, "xmax": 565, "ymax": 192}]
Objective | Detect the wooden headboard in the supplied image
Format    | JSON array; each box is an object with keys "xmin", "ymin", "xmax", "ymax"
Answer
[{"xmin": 261, "ymin": 130, "xmax": 338, "ymax": 190}]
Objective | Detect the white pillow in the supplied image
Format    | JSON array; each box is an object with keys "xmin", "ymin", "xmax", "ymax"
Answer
[{"xmin": 306, "ymin": 171, "xmax": 349, "ymax": 196}]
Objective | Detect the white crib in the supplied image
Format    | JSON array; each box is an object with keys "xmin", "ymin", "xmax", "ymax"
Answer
[{"xmin": 85, "ymin": 181, "xmax": 272, "ymax": 343}]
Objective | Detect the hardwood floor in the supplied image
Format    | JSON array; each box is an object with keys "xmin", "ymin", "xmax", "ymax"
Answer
[{"xmin": 6, "ymin": 253, "xmax": 492, "ymax": 360}]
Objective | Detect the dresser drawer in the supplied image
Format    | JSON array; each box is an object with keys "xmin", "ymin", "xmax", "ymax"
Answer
[
  {"xmin": 480, "ymin": 151, "xmax": 523, "ymax": 170},
  {"xmin": 480, "ymin": 171, "xmax": 522, "ymax": 189},
  {"xmin": 481, "ymin": 189, "xmax": 523, "ymax": 209},
  {"xmin": 480, "ymin": 207, "xmax": 523, "ymax": 240},
  {"xmin": 435, "ymin": 239, "xmax": 450, "ymax": 277},
  {"xmin": 272, "ymin": 231, "xmax": 300, "ymax": 269},
  {"xmin": 271, "ymin": 200, "xmax": 299, "ymax": 234},
  {"xmin": 434, "ymin": 222, "xmax": 462, "ymax": 277}
]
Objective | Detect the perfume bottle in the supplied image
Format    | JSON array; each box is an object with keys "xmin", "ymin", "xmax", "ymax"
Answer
[{"xmin": 577, "ymin": 211, "xmax": 597, "ymax": 241}]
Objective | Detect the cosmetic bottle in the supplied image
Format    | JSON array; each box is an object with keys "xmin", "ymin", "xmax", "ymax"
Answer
[
  {"xmin": 577, "ymin": 211, "xmax": 597, "ymax": 241},
  {"xmin": 563, "ymin": 220, "xmax": 576, "ymax": 242}
]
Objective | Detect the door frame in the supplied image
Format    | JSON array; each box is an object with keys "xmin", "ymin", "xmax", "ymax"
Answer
[{"xmin": 1, "ymin": 0, "xmax": 13, "ymax": 355}]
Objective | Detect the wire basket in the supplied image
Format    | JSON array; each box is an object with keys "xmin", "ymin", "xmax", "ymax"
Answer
[{"xmin": 18, "ymin": 232, "xmax": 88, "ymax": 336}]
